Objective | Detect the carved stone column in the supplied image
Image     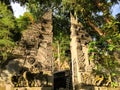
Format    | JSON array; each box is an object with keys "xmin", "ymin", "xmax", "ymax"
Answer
[{"xmin": 70, "ymin": 13, "xmax": 93, "ymax": 90}]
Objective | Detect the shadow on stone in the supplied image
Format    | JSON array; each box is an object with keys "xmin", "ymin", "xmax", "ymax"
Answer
[{"xmin": 75, "ymin": 83, "xmax": 95, "ymax": 90}]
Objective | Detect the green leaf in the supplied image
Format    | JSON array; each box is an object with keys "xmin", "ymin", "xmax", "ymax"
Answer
[
  {"xmin": 108, "ymin": 44, "xmax": 115, "ymax": 51},
  {"xmin": 0, "ymin": 39, "xmax": 14, "ymax": 47}
]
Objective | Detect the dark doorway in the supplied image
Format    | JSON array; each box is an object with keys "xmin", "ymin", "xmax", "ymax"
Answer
[{"xmin": 54, "ymin": 70, "xmax": 72, "ymax": 90}]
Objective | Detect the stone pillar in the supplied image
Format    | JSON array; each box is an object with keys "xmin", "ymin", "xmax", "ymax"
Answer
[
  {"xmin": 70, "ymin": 13, "xmax": 80, "ymax": 89},
  {"xmin": 36, "ymin": 10, "xmax": 53, "ymax": 71},
  {"xmin": 0, "ymin": 10, "xmax": 53, "ymax": 87},
  {"xmin": 70, "ymin": 13, "xmax": 93, "ymax": 90}
]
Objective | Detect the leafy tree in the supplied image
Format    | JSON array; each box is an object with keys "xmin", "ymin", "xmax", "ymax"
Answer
[
  {"xmin": 53, "ymin": 10, "xmax": 70, "ymax": 69},
  {"xmin": 15, "ymin": 12, "xmax": 34, "ymax": 30},
  {"xmin": 116, "ymin": 13, "xmax": 120, "ymax": 32},
  {"xmin": 11, "ymin": 0, "xmax": 61, "ymax": 21},
  {"xmin": 0, "ymin": 0, "xmax": 13, "ymax": 12},
  {"xmin": 12, "ymin": 12, "xmax": 34, "ymax": 41},
  {"xmin": 0, "ymin": 1, "xmax": 15, "ymax": 64},
  {"xmin": 25, "ymin": 0, "xmax": 52, "ymax": 21}
]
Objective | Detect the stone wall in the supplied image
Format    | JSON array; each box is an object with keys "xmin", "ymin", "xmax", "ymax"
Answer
[{"xmin": 0, "ymin": 10, "xmax": 53, "ymax": 88}]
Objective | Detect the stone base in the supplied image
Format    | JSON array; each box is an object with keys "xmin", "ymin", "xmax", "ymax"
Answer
[
  {"xmin": 94, "ymin": 87, "xmax": 120, "ymax": 90},
  {"xmin": 14, "ymin": 87, "xmax": 52, "ymax": 90},
  {"xmin": 0, "ymin": 86, "xmax": 52, "ymax": 90},
  {"xmin": 76, "ymin": 86, "xmax": 120, "ymax": 90}
]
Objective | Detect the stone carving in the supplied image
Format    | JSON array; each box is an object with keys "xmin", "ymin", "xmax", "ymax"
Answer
[
  {"xmin": 94, "ymin": 74, "xmax": 104, "ymax": 86},
  {"xmin": 11, "ymin": 71, "xmax": 48, "ymax": 87},
  {"xmin": 93, "ymin": 74, "xmax": 113, "ymax": 87},
  {"xmin": 70, "ymin": 13, "xmax": 94, "ymax": 89},
  {"xmin": 0, "ymin": 10, "xmax": 53, "ymax": 87}
]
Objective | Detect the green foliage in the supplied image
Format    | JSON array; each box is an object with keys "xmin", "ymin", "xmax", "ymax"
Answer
[
  {"xmin": 0, "ymin": 3, "xmax": 15, "ymax": 29},
  {"xmin": 12, "ymin": 12, "xmax": 34, "ymax": 41},
  {"xmin": 25, "ymin": 0, "xmax": 52, "ymax": 21},
  {"xmin": 15, "ymin": 12, "xmax": 33, "ymax": 31},
  {"xmin": 111, "ymin": 81, "xmax": 118, "ymax": 87},
  {"xmin": 89, "ymin": 38, "xmax": 120, "ymax": 87},
  {"xmin": 0, "ymin": 39, "xmax": 14, "ymax": 47},
  {"xmin": 0, "ymin": 2, "xmax": 15, "ymax": 63},
  {"xmin": 53, "ymin": 10, "xmax": 70, "ymax": 63}
]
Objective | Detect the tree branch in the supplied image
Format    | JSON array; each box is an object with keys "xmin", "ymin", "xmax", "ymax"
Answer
[
  {"xmin": 87, "ymin": 19, "xmax": 112, "ymax": 43},
  {"xmin": 95, "ymin": 0, "xmax": 111, "ymax": 23},
  {"xmin": 87, "ymin": 19, "xmax": 104, "ymax": 36}
]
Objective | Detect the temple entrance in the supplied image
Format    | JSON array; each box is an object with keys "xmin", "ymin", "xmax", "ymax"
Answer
[{"xmin": 54, "ymin": 70, "xmax": 72, "ymax": 90}]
